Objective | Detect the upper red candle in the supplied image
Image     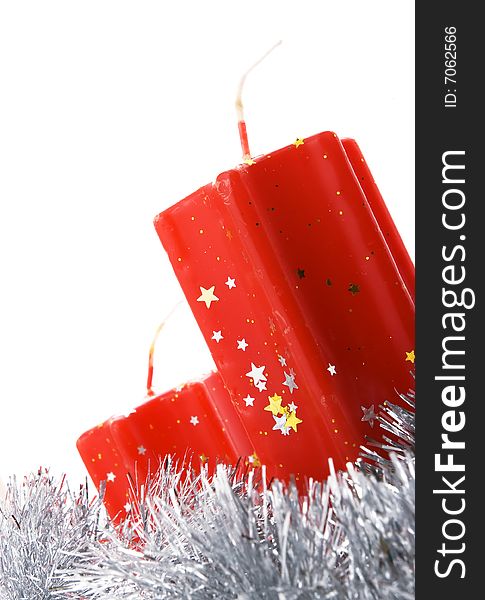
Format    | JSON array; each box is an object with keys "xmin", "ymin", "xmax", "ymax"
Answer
[{"xmin": 155, "ymin": 131, "xmax": 415, "ymax": 483}]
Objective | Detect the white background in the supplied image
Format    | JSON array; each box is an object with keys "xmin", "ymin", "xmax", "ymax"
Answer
[{"xmin": 0, "ymin": 1, "xmax": 414, "ymax": 486}]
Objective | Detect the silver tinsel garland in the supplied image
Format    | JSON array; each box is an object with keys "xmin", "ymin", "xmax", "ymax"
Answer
[{"xmin": 0, "ymin": 393, "xmax": 415, "ymax": 600}]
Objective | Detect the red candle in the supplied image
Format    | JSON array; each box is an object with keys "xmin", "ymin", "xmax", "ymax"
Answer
[
  {"xmin": 77, "ymin": 371, "xmax": 252, "ymax": 521},
  {"xmin": 154, "ymin": 131, "xmax": 415, "ymax": 484}
]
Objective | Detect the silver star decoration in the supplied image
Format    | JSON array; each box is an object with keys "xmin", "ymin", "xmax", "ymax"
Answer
[
  {"xmin": 137, "ymin": 445, "xmax": 146, "ymax": 455},
  {"xmin": 272, "ymin": 413, "xmax": 288, "ymax": 432},
  {"xmin": 361, "ymin": 404, "xmax": 377, "ymax": 428},
  {"xmin": 212, "ymin": 330, "xmax": 223, "ymax": 343},
  {"xmin": 282, "ymin": 371, "xmax": 298, "ymax": 394},
  {"xmin": 106, "ymin": 472, "xmax": 116, "ymax": 482},
  {"xmin": 225, "ymin": 276, "xmax": 236, "ymax": 289},
  {"xmin": 278, "ymin": 355, "xmax": 287, "ymax": 367},
  {"xmin": 190, "ymin": 416, "xmax": 199, "ymax": 426},
  {"xmin": 287, "ymin": 401, "xmax": 298, "ymax": 413},
  {"xmin": 327, "ymin": 363, "xmax": 337, "ymax": 376},
  {"xmin": 281, "ymin": 426, "xmax": 290, "ymax": 436},
  {"xmin": 243, "ymin": 394, "xmax": 255, "ymax": 407},
  {"xmin": 255, "ymin": 380, "xmax": 267, "ymax": 392},
  {"xmin": 246, "ymin": 363, "xmax": 267, "ymax": 384},
  {"xmin": 237, "ymin": 338, "xmax": 248, "ymax": 351}
]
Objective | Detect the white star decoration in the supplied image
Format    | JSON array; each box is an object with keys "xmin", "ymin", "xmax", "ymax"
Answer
[
  {"xmin": 243, "ymin": 394, "xmax": 255, "ymax": 407},
  {"xmin": 137, "ymin": 445, "xmax": 146, "ymax": 455},
  {"xmin": 327, "ymin": 363, "xmax": 337, "ymax": 376},
  {"xmin": 361, "ymin": 404, "xmax": 377, "ymax": 428},
  {"xmin": 106, "ymin": 472, "xmax": 116, "ymax": 482},
  {"xmin": 246, "ymin": 363, "xmax": 267, "ymax": 384},
  {"xmin": 272, "ymin": 413, "xmax": 288, "ymax": 433},
  {"xmin": 212, "ymin": 330, "xmax": 223, "ymax": 343},
  {"xmin": 278, "ymin": 355, "xmax": 287, "ymax": 366},
  {"xmin": 287, "ymin": 401, "xmax": 298, "ymax": 413},
  {"xmin": 282, "ymin": 371, "xmax": 298, "ymax": 394},
  {"xmin": 225, "ymin": 276, "xmax": 236, "ymax": 289},
  {"xmin": 124, "ymin": 502, "xmax": 132, "ymax": 512},
  {"xmin": 190, "ymin": 416, "xmax": 199, "ymax": 426},
  {"xmin": 255, "ymin": 380, "xmax": 267, "ymax": 392},
  {"xmin": 237, "ymin": 338, "xmax": 248, "ymax": 351},
  {"xmin": 197, "ymin": 285, "xmax": 219, "ymax": 308}
]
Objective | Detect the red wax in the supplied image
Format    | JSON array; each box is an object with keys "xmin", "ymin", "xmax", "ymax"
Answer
[
  {"xmin": 155, "ymin": 131, "xmax": 415, "ymax": 483},
  {"xmin": 77, "ymin": 371, "xmax": 252, "ymax": 521},
  {"xmin": 341, "ymin": 138, "xmax": 415, "ymax": 302}
]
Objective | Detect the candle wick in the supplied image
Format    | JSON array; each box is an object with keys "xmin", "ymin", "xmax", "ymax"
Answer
[
  {"xmin": 146, "ymin": 302, "xmax": 183, "ymax": 397},
  {"xmin": 236, "ymin": 40, "xmax": 282, "ymax": 162}
]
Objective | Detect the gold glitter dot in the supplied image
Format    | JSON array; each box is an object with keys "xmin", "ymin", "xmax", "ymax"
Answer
[
  {"xmin": 279, "ymin": 463, "xmax": 284, "ymax": 468},
  {"xmin": 199, "ymin": 229, "xmax": 204, "ymax": 234},
  {"xmin": 176, "ymin": 419, "xmax": 180, "ymax": 424},
  {"xmin": 336, "ymin": 191, "xmax": 341, "ymax": 196},
  {"xmin": 361, "ymin": 157, "xmax": 365, "ymax": 162},
  {"xmin": 251, "ymin": 319, "xmax": 255, "ymax": 324},
  {"xmin": 149, "ymin": 424, "xmax": 154, "ymax": 430},
  {"xmin": 344, "ymin": 441, "xmax": 349, "ymax": 445},
  {"xmin": 352, "ymin": 443, "xmax": 356, "ymax": 448},
  {"xmin": 191, "ymin": 216, "xmax": 195, "ymax": 221},
  {"xmin": 91, "ymin": 458, "xmax": 95, "ymax": 462},
  {"xmin": 365, "ymin": 256, "xmax": 370, "ymax": 261},
  {"xmin": 334, "ymin": 429, "xmax": 339, "ymax": 434},
  {"xmin": 177, "ymin": 257, "xmax": 182, "ymax": 262},
  {"xmin": 339, "ymin": 210, "xmax": 343, "ymax": 215},
  {"xmin": 331, "ymin": 418, "xmax": 335, "ymax": 423},
  {"xmin": 345, "ymin": 456, "xmax": 349, "ymax": 461},
  {"xmin": 97, "ymin": 453, "xmax": 102, "ymax": 460},
  {"xmin": 171, "ymin": 397, "xmax": 175, "ymax": 402},
  {"xmin": 216, "ymin": 256, "xmax": 220, "ymax": 261},
  {"xmin": 323, "ymin": 154, "xmax": 328, "ymax": 159}
]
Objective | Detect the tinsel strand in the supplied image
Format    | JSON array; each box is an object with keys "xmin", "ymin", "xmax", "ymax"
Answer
[{"xmin": 0, "ymin": 390, "xmax": 415, "ymax": 600}]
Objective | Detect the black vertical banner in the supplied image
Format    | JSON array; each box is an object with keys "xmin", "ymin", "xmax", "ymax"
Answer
[{"xmin": 416, "ymin": 2, "xmax": 482, "ymax": 597}]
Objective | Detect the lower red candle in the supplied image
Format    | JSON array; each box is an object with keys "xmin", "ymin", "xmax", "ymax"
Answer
[
  {"xmin": 155, "ymin": 131, "xmax": 415, "ymax": 483},
  {"xmin": 77, "ymin": 372, "xmax": 252, "ymax": 521}
]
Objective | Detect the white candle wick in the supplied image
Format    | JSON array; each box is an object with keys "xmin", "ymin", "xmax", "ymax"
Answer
[{"xmin": 236, "ymin": 40, "xmax": 282, "ymax": 160}]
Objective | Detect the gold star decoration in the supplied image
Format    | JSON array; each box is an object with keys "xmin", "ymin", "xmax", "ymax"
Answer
[
  {"xmin": 197, "ymin": 285, "xmax": 219, "ymax": 309},
  {"xmin": 243, "ymin": 157, "xmax": 256, "ymax": 166},
  {"xmin": 264, "ymin": 393, "xmax": 283, "ymax": 415},
  {"xmin": 285, "ymin": 411, "xmax": 303, "ymax": 432},
  {"xmin": 293, "ymin": 138, "xmax": 305, "ymax": 148},
  {"xmin": 247, "ymin": 452, "xmax": 261, "ymax": 467},
  {"xmin": 405, "ymin": 350, "xmax": 415, "ymax": 364},
  {"xmin": 348, "ymin": 283, "xmax": 360, "ymax": 295}
]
